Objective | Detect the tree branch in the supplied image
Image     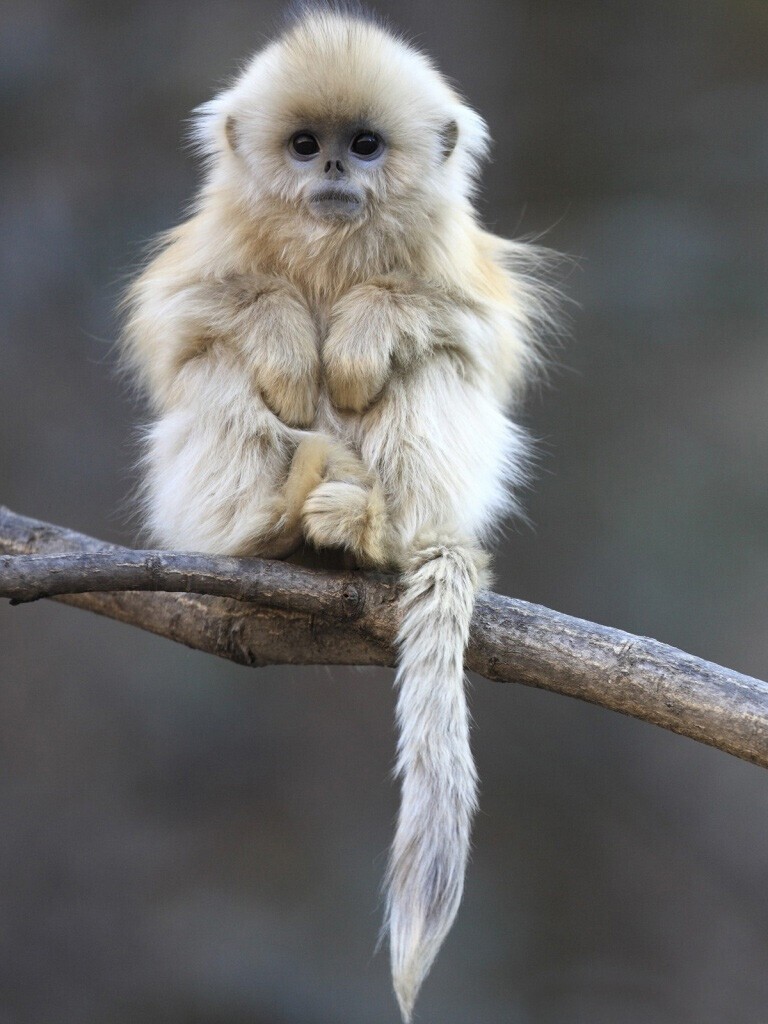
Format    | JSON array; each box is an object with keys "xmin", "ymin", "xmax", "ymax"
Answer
[{"xmin": 1, "ymin": 505, "xmax": 767, "ymax": 769}]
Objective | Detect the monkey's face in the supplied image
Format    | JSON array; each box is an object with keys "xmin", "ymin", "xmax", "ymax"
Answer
[
  {"xmin": 285, "ymin": 123, "xmax": 385, "ymax": 222},
  {"xmin": 223, "ymin": 100, "xmax": 458, "ymax": 229},
  {"xmin": 221, "ymin": 103, "xmax": 397, "ymax": 226},
  {"xmin": 208, "ymin": 14, "xmax": 489, "ymax": 231}
]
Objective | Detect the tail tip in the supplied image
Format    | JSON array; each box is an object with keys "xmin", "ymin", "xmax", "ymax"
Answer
[
  {"xmin": 392, "ymin": 943, "xmax": 432, "ymax": 1023},
  {"xmin": 394, "ymin": 975, "xmax": 416, "ymax": 1023}
]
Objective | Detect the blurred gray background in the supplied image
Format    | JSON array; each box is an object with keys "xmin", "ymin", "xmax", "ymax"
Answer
[{"xmin": 2, "ymin": 1, "xmax": 768, "ymax": 1022}]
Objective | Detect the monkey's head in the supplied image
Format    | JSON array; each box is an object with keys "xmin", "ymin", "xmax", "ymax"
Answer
[{"xmin": 195, "ymin": 10, "xmax": 489, "ymax": 231}]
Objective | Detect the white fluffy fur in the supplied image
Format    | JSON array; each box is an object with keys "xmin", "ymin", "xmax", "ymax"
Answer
[{"xmin": 122, "ymin": 9, "xmax": 550, "ymax": 1019}]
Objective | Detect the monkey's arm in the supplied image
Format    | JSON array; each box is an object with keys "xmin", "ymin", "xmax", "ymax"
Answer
[
  {"xmin": 320, "ymin": 281, "xmax": 525, "ymax": 563},
  {"xmin": 322, "ymin": 277, "xmax": 480, "ymax": 414}
]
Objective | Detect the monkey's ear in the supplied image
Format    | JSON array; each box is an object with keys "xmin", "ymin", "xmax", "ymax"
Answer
[
  {"xmin": 225, "ymin": 115, "xmax": 239, "ymax": 152},
  {"xmin": 439, "ymin": 120, "xmax": 459, "ymax": 159}
]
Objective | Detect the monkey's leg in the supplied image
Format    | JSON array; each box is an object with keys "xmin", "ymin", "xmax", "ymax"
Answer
[
  {"xmin": 357, "ymin": 352, "xmax": 526, "ymax": 561},
  {"xmin": 143, "ymin": 346, "xmax": 321, "ymax": 557},
  {"xmin": 125, "ymin": 273, "xmax": 320, "ymax": 430}
]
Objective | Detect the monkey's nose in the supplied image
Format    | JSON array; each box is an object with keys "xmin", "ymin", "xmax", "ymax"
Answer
[{"xmin": 323, "ymin": 159, "xmax": 346, "ymax": 179}]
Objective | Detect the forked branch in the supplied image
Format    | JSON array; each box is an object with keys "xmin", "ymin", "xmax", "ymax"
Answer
[{"xmin": 1, "ymin": 505, "xmax": 766, "ymax": 769}]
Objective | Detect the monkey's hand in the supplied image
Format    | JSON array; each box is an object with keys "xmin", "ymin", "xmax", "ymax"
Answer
[
  {"xmin": 324, "ymin": 278, "xmax": 464, "ymax": 412},
  {"xmin": 299, "ymin": 441, "xmax": 392, "ymax": 567},
  {"xmin": 233, "ymin": 278, "xmax": 320, "ymax": 427},
  {"xmin": 323, "ymin": 283, "xmax": 400, "ymax": 413}
]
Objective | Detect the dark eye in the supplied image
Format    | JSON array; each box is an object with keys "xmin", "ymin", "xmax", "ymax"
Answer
[
  {"xmin": 350, "ymin": 131, "xmax": 383, "ymax": 159},
  {"xmin": 290, "ymin": 132, "xmax": 320, "ymax": 158}
]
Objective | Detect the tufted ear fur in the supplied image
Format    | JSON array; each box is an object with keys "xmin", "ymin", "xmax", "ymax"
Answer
[
  {"xmin": 225, "ymin": 114, "xmax": 239, "ymax": 152},
  {"xmin": 439, "ymin": 120, "xmax": 458, "ymax": 159}
]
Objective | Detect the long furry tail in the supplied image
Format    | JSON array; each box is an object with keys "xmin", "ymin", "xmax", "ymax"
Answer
[{"xmin": 385, "ymin": 537, "xmax": 487, "ymax": 1021}]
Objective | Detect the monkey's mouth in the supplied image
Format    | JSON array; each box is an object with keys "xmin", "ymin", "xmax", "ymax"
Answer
[{"xmin": 308, "ymin": 187, "xmax": 364, "ymax": 221}]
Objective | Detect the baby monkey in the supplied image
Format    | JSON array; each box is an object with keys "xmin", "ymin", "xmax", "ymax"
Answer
[{"xmin": 124, "ymin": 8, "xmax": 548, "ymax": 1019}]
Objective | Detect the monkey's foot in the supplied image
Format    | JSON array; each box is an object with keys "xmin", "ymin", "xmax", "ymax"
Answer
[{"xmin": 302, "ymin": 480, "xmax": 388, "ymax": 566}]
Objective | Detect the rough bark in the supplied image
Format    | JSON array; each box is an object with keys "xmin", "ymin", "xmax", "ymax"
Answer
[{"xmin": 1, "ymin": 505, "xmax": 766, "ymax": 769}]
